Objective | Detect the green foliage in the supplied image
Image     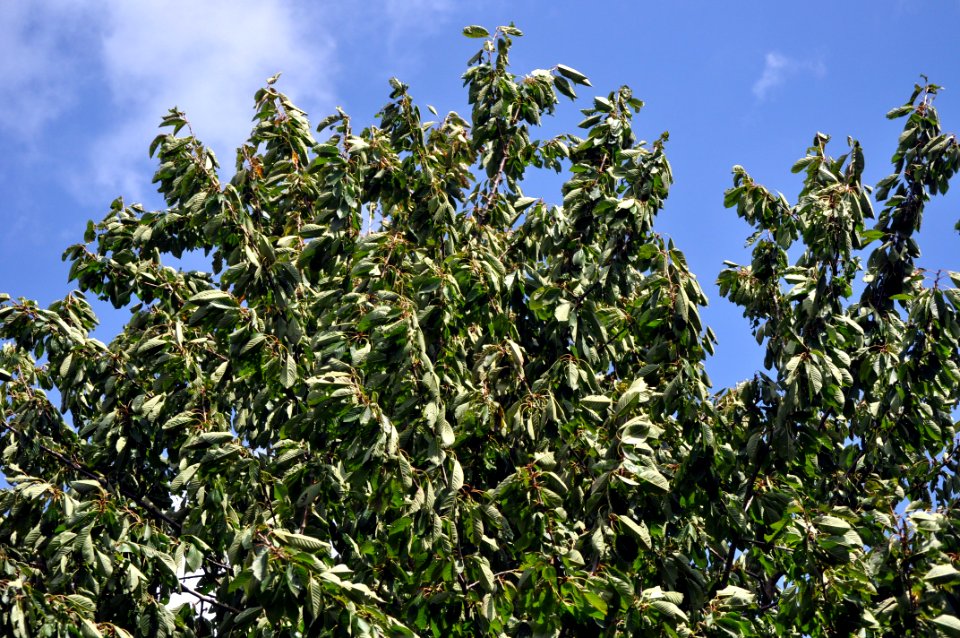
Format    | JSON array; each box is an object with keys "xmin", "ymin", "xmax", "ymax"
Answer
[{"xmin": 2, "ymin": 26, "xmax": 960, "ymax": 637}]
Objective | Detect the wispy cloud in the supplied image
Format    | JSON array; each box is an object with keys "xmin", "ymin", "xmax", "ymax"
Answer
[
  {"xmin": 91, "ymin": 0, "xmax": 337, "ymax": 202},
  {"xmin": 0, "ymin": 1, "xmax": 339, "ymax": 204},
  {"xmin": 752, "ymin": 51, "xmax": 826, "ymax": 100},
  {"xmin": 0, "ymin": 2, "xmax": 96, "ymax": 140},
  {"xmin": 383, "ymin": 0, "xmax": 455, "ymax": 40}
]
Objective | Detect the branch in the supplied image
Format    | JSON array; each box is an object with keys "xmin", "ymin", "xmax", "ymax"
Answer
[
  {"xmin": 475, "ymin": 105, "xmax": 523, "ymax": 225},
  {"xmin": 4, "ymin": 423, "xmax": 182, "ymax": 532},
  {"xmin": 6, "ymin": 418, "xmax": 237, "ymax": 589},
  {"xmin": 477, "ymin": 151, "xmax": 511, "ymax": 224},
  {"xmin": 178, "ymin": 582, "xmax": 241, "ymax": 614},
  {"xmin": 720, "ymin": 439, "xmax": 768, "ymax": 588}
]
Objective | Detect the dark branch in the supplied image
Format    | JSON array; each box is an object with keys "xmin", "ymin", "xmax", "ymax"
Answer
[
  {"xmin": 4, "ymin": 423, "xmax": 182, "ymax": 532},
  {"xmin": 178, "ymin": 582, "xmax": 241, "ymax": 614}
]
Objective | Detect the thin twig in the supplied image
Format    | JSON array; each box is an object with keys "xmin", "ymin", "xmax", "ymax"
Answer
[
  {"xmin": 4, "ymin": 423, "xmax": 181, "ymax": 532},
  {"xmin": 178, "ymin": 582, "xmax": 241, "ymax": 614}
]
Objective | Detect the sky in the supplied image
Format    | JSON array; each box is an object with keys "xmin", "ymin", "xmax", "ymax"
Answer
[{"xmin": 1, "ymin": 0, "xmax": 959, "ymax": 391}]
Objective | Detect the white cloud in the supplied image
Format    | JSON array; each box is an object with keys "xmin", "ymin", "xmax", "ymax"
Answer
[
  {"xmin": 0, "ymin": 1, "xmax": 339, "ymax": 204},
  {"xmin": 0, "ymin": 0, "xmax": 469, "ymax": 210},
  {"xmin": 752, "ymin": 51, "xmax": 826, "ymax": 100},
  {"xmin": 90, "ymin": 0, "xmax": 337, "ymax": 202}
]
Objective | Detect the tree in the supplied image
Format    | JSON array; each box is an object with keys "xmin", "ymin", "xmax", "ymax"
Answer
[{"xmin": 1, "ymin": 23, "xmax": 960, "ymax": 637}]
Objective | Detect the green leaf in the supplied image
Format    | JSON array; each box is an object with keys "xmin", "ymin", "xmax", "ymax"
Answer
[
  {"xmin": 66, "ymin": 594, "xmax": 97, "ymax": 614},
  {"xmin": 234, "ymin": 606, "xmax": 263, "ymax": 625},
  {"xmin": 188, "ymin": 289, "xmax": 234, "ymax": 304},
  {"xmin": 714, "ymin": 585, "xmax": 756, "ymax": 607},
  {"xmin": 925, "ymin": 563, "xmax": 960, "ymax": 585},
  {"xmin": 184, "ymin": 431, "xmax": 233, "ymax": 448},
  {"xmin": 308, "ymin": 577, "xmax": 323, "ymax": 618},
  {"xmin": 281, "ymin": 352, "xmax": 297, "ymax": 388},
  {"xmin": 886, "ymin": 104, "xmax": 914, "ymax": 119},
  {"xmin": 593, "ymin": 96, "xmax": 613, "ymax": 112},
  {"xmin": 274, "ymin": 530, "xmax": 330, "ymax": 553},
  {"xmin": 637, "ymin": 467, "xmax": 670, "ymax": 492},
  {"xmin": 816, "ymin": 515, "xmax": 851, "ymax": 533},
  {"xmin": 70, "ymin": 479, "xmax": 104, "ymax": 494},
  {"xmin": 450, "ymin": 458, "xmax": 464, "ymax": 492},
  {"xmin": 554, "ymin": 76, "xmax": 576, "ymax": 100},
  {"xmin": 583, "ymin": 590, "xmax": 608, "ymax": 617},
  {"xmin": 80, "ymin": 618, "xmax": 102, "ymax": 638},
  {"xmin": 649, "ymin": 599, "xmax": 688, "ymax": 621},
  {"xmin": 438, "ymin": 418, "xmax": 455, "ymax": 447},
  {"xmin": 477, "ymin": 556, "xmax": 496, "ymax": 592},
  {"xmin": 931, "ymin": 615, "xmax": 960, "ymax": 637},
  {"xmin": 463, "ymin": 25, "xmax": 489, "ymax": 38},
  {"xmin": 556, "ymin": 64, "xmax": 591, "ymax": 86},
  {"xmin": 618, "ymin": 515, "xmax": 652, "ymax": 548}
]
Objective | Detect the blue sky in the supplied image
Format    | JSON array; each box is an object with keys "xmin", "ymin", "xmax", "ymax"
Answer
[{"xmin": 1, "ymin": 0, "xmax": 959, "ymax": 390}]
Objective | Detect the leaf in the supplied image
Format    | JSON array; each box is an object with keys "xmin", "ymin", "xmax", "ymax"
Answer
[
  {"xmin": 806, "ymin": 363, "xmax": 823, "ymax": 393},
  {"xmin": 184, "ymin": 431, "xmax": 233, "ymax": 448},
  {"xmin": 618, "ymin": 514, "xmax": 652, "ymax": 548},
  {"xmin": 513, "ymin": 196, "xmax": 538, "ymax": 211},
  {"xmin": 281, "ymin": 352, "xmax": 297, "ymax": 388},
  {"xmin": 308, "ymin": 577, "xmax": 323, "ymax": 618},
  {"xmin": 556, "ymin": 64, "xmax": 591, "ymax": 86},
  {"xmin": 59, "ymin": 353, "xmax": 74, "ymax": 378},
  {"xmin": 438, "ymin": 418, "xmax": 455, "ymax": 447},
  {"xmin": 593, "ymin": 96, "xmax": 613, "ymax": 112},
  {"xmin": 931, "ymin": 615, "xmax": 960, "ymax": 637},
  {"xmin": 816, "ymin": 515, "xmax": 851, "ymax": 534},
  {"xmin": 463, "ymin": 25, "xmax": 489, "ymax": 38},
  {"xmin": 581, "ymin": 395, "xmax": 612, "ymax": 410},
  {"xmin": 80, "ymin": 618, "xmax": 102, "ymax": 638},
  {"xmin": 70, "ymin": 479, "xmax": 104, "ymax": 494},
  {"xmin": 274, "ymin": 530, "xmax": 330, "ymax": 553},
  {"xmin": 506, "ymin": 339, "xmax": 524, "ymax": 369},
  {"xmin": 649, "ymin": 599, "xmax": 688, "ymax": 621},
  {"xmin": 715, "ymin": 585, "xmax": 756, "ymax": 607},
  {"xmin": 481, "ymin": 594, "xmax": 496, "ymax": 621},
  {"xmin": 925, "ymin": 563, "xmax": 960, "ymax": 585},
  {"xmin": 234, "ymin": 606, "xmax": 263, "ymax": 625},
  {"xmin": 188, "ymin": 289, "xmax": 234, "ymax": 304},
  {"xmin": 554, "ymin": 76, "xmax": 576, "ymax": 100},
  {"xmin": 240, "ymin": 333, "xmax": 267, "ymax": 355},
  {"xmin": 637, "ymin": 467, "xmax": 670, "ymax": 492},
  {"xmin": 583, "ymin": 590, "xmax": 608, "ymax": 617},
  {"xmin": 425, "ymin": 401, "xmax": 439, "ymax": 426},
  {"xmin": 66, "ymin": 594, "xmax": 97, "ymax": 614},
  {"xmin": 886, "ymin": 104, "xmax": 914, "ymax": 119},
  {"xmin": 450, "ymin": 458, "xmax": 464, "ymax": 492},
  {"xmin": 477, "ymin": 556, "xmax": 496, "ymax": 592},
  {"xmin": 251, "ymin": 551, "xmax": 268, "ymax": 582},
  {"xmin": 162, "ymin": 411, "xmax": 196, "ymax": 431},
  {"xmin": 210, "ymin": 360, "xmax": 229, "ymax": 386}
]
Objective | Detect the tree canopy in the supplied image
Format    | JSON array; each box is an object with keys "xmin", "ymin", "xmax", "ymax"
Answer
[{"xmin": 2, "ymin": 24, "xmax": 960, "ymax": 637}]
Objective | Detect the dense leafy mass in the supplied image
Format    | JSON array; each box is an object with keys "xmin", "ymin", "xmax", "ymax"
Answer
[{"xmin": 2, "ymin": 25, "xmax": 960, "ymax": 637}]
